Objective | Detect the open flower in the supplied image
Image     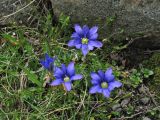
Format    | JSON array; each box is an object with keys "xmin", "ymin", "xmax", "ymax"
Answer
[
  {"xmin": 50, "ymin": 62, "xmax": 83, "ymax": 91},
  {"xmin": 40, "ymin": 53, "xmax": 55, "ymax": 71},
  {"xmin": 89, "ymin": 68, "xmax": 122, "ymax": 98},
  {"xmin": 68, "ymin": 24, "xmax": 103, "ymax": 56}
]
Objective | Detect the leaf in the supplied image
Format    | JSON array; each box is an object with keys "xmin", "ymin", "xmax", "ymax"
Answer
[
  {"xmin": 1, "ymin": 33, "xmax": 19, "ymax": 46},
  {"xmin": 148, "ymin": 70, "xmax": 154, "ymax": 76},
  {"xmin": 141, "ymin": 68, "xmax": 154, "ymax": 78},
  {"xmin": 19, "ymin": 66, "xmax": 42, "ymax": 87},
  {"xmin": 90, "ymin": 117, "xmax": 95, "ymax": 120}
]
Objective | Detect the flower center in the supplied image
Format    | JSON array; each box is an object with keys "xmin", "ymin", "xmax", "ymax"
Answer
[
  {"xmin": 82, "ymin": 38, "xmax": 89, "ymax": 44},
  {"xmin": 64, "ymin": 76, "xmax": 70, "ymax": 82},
  {"xmin": 101, "ymin": 82, "xmax": 108, "ymax": 88}
]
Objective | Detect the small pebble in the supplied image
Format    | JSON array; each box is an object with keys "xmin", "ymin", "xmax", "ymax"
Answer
[
  {"xmin": 138, "ymin": 86, "xmax": 145, "ymax": 93},
  {"xmin": 121, "ymin": 99, "xmax": 130, "ymax": 108},
  {"xmin": 112, "ymin": 104, "xmax": 121, "ymax": 111},
  {"xmin": 140, "ymin": 97, "xmax": 150, "ymax": 105},
  {"xmin": 116, "ymin": 108, "xmax": 122, "ymax": 112},
  {"xmin": 142, "ymin": 117, "xmax": 151, "ymax": 120}
]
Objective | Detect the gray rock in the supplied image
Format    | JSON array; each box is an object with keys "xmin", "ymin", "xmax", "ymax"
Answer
[
  {"xmin": 138, "ymin": 85, "xmax": 147, "ymax": 94},
  {"xmin": 121, "ymin": 99, "xmax": 130, "ymax": 108},
  {"xmin": 51, "ymin": 0, "xmax": 160, "ymax": 47},
  {"xmin": 116, "ymin": 108, "xmax": 122, "ymax": 112},
  {"xmin": 0, "ymin": 0, "xmax": 37, "ymax": 25},
  {"xmin": 142, "ymin": 117, "xmax": 151, "ymax": 120},
  {"xmin": 140, "ymin": 97, "xmax": 150, "ymax": 105},
  {"xmin": 112, "ymin": 104, "xmax": 121, "ymax": 111}
]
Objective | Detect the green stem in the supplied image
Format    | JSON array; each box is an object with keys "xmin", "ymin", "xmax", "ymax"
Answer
[{"xmin": 82, "ymin": 56, "xmax": 86, "ymax": 63}]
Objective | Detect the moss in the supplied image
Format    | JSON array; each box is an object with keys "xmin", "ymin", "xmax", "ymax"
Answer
[
  {"xmin": 143, "ymin": 53, "xmax": 160, "ymax": 68},
  {"xmin": 149, "ymin": 67, "xmax": 160, "ymax": 96},
  {"xmin": 143, "ymin": 53, "xmax": 160, "ymax": 97}
]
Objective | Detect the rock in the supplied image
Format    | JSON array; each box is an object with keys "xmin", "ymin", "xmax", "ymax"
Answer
[
  {"xmin": 129, "ymin": 31, "xmax": 160, "ymax": 50},
  {"xmin": 142, "ymin": 117, "xmax": 151, "ymax": 120},
  {"xmin": 112, "ymin": 104, "xmax": 121, "ymax": 111},
  {"xmin": 140, "ymin": 97, "xmax": 150, "ymax": 105},
  {"xmin": 0, "ymin": 0, "xmax": 39, "ymax": 26},
  {"xmin": 121, "ymin": 99, "xmax": 130, "ymax": 108},
  {"xmin": 138, "ymin": 85, "xmax": 146, "ymax": 94},
  {"xmin": 51, "ymin": 0, "xmax": 160, "ymax": 41},
  {"xmin": 138, "ymin": 84, "xmax": 149, "ymax": 95},
  {"xmin": 116, "ymin": 108, "xmax": 122, "ymax": 112}
]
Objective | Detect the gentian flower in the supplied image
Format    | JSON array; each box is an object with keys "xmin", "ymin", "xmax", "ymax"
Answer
[
  {"xmin": 40, "ymin": 53, "xmax": 55, "ymax": 71},
  {"xmin": 68, "ymin": 24, "xmax": 103, "ymax": 56},
  {"xmin": 89, "ymin": 68, "xmax": 122, "ymax": 98},
  {"xmin": 50, "ymin": 62, "xmax": 83, "ymax": 91}
]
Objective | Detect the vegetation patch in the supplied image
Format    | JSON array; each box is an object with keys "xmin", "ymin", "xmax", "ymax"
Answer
[{"xmin": 0, "ymin": 11, "xmax": 160, "ymax": 120}]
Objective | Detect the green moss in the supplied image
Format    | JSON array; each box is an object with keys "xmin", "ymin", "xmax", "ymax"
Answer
[
  {"xmin": 143, "ymin": 53, "xmax": 160, "ymax": 96},
  {"xmin": 143, "ymin": 53, "xmax": 160, "ymax": 68},
  {"xmin": 149, "ymin": 67, "xmax": 160, "ymax": 96}
]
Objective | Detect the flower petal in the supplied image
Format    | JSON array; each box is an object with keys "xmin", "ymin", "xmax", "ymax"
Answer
[
  {"xmin": 98, "ymin": 70, "xmax": 105, "ymax": 79},
  {"xmin": 71, "ymin": 32, "xmax": 80, "ymax": 39},
  {"xmin": 54, "ymin": 67, "xmax": 64, "ymax": 78},
  {"xmin": 89, "ymin": 85, "xmax": 102, "ymax": 94},
  {"xmin": 74, "ymin": 39, "xmax": 81, "ymax": 45},
  {"xmin": 45, "ymin": 53, "xmax": 50, "ymax": 59},
  {"xmin": 64, "ymin": 82, "xmax": 72, "ymax": 91},
  {"xmin": 91, "ymin": 72, "xmax": 101, "ymax": 81},
  {"xmin": 68, "ymin": 40, "xmax": 75, "ymax": 47},
  {"xmin": 74, "ymin": 24, "xmax": 83, "ymax": 35},
  {"xmin": 71, "ymin": 74, "xmax": 83, "ymax": 81},
  {"xmin": 102, "ymin": 89, "xmax": 110, "ymax": 98},
  {"xmin": 40, "ymin": 60, "xmax": 46, "ymax": 67},
  {"xmin": 67, "ymin": 62, "xmax": 75, "ymax": 77},
  {"xmin": 89, "ymin": 40, "xmax": 103, "ymax": 48},
  {"xmin": 91, "ymin": 79, "xmax": 99, "ymax": 85},
  {"xmin": 61, "ymin": 64, "xmax": 67, "ymax": 74},
  {"xmin": 83, "ymin": 25, "xmax": 89, "ymax": 37},
  {"xmin": 50, "ymin": 79, "xmax": 63, "ymax": 86},
  {"xmin": 105, "ymin": 68, "xmax": 114, "ymax": 82},
  {"xmin": 40, "ymin": 53, "xmax": 55, "ymax": 70},
  {"xmin": 108, "ymin": 81, "xmax": 122, "ymax": 91},
  {"xmin": 75, "ymin": 44, "xmax": 82, "ymax": 49},
  {"xmin": 82, "ymin": 44, "xmax": 89, "ymax": 56},
  {"xmin": 88, "ymin": 44, "xmax": 94, "ymax": 50},
  {"xmin": 89, "ymin": 33, "xmax": 98, "ymax": 40},
  {"xmin": 89, "ymin": 26, "xmax": 98, "ymax": 35}
]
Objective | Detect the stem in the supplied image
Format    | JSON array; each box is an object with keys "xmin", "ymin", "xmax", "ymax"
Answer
[{"xmin": 82, "ymin": 56, "xmax": 86, "ymax": 63}]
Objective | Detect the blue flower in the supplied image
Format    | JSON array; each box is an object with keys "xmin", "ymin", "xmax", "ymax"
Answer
[
  {"xmin": 50, "ymin": 62, "xmax": 83, "ymax": 91},
  {"xmin": 89, "ymin": 68, "xmax": 122, "ymax": 98},
  {"xmin": 40, "ymin": 53, "xmax": 55, "ymax": 71},
  {"xmin": 68, "ymin": 24, "xmax": 103, "ymax": 56}
]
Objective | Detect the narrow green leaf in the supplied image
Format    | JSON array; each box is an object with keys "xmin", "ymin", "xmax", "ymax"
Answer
[
  {"xmin": 1, "ymin": 33, "xmax": 20, "ymax": 45},
  {"xmin": 20, "ymin": 66, "xmax": 42, "ymax": 87}
]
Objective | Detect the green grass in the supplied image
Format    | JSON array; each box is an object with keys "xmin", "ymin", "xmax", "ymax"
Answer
[{"xmin": 0, "ymin": 14, "xmax": 159, "ymax": 120}]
